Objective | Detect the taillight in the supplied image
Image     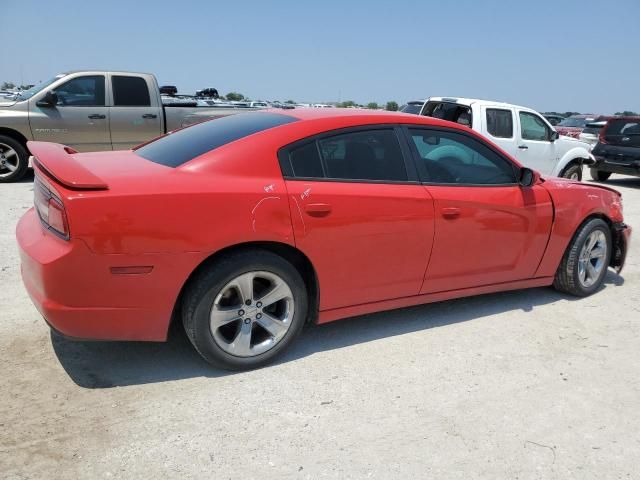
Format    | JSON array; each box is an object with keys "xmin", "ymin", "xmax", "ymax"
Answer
[
  {"xmin": 34, "ymin": 177, "xmax": 70, "ymax": 239},
  {"xmin": 599, "ymin": 124, "xmax": 609, "ymax": 144}
]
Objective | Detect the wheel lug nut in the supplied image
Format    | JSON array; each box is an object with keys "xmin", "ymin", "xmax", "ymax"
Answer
[
  {"xmin": 244, "ymin": 318, "xmax": 251, "ymax": 324},
  {"xmin": 256, "ymin": 313, "xmax": 262, "ymax": 319},
  {"xmin": 238, "ymin": 309, "xmax": 245, "ymax": 316},
  {"xmin": 245, "ymin": 299, "xmax": 252, "ymax": 306},
  {"xmin": 256, "ymin": 301, "xmax": 262, "ymax": 308}
]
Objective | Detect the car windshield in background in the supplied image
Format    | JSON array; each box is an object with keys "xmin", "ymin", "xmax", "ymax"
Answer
[
  {"xmin": 558, "ymin": 118, "xmax": 589, "ymax": 128},
  {"xmin": 135, "ymin": 112, "xmax": 298, "ymax": 167},
  {"xmin": 604, "ymin": 119, "xmax": 640, "ymax": 147},
  {"xmin": 16, "ymin": 74, "xmax": 66, "ymax": 101},
  {"xmin": 400, "ymin": 103, "xmax": 423, "ymax": 114}
]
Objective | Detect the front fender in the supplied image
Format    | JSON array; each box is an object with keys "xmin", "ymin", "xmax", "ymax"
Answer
[{"xmin": 551, "ymin": 146, "xmax": 595, "ymax": 176}]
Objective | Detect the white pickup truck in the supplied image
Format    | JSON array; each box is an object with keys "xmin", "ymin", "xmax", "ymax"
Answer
[
  {"xmin": 0, "ymin": 70, "xmax": 255, "ymax": 182},
  {"xmin": 414, "ymin": 97, "xmax": 595, "ymax": 180}
]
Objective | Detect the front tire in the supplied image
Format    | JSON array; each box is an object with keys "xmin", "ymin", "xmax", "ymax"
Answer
[
  {"xmin": 590, "ymin": 169, "xmax": 611, "ymax": 182},
  {"xmin": 561, "ymin": 163, "xmax": 582, "ymax": 181},
  {"xmin": 0, "ymin": 135, "xmax": 29, "ymax": 183},
  {"xmin": 182, "ymin": 250, "xmax": 308, "ymax": 370},
  {"xmin": 553, "ymin": 218, "xmax": 612, "ymax": 297}
]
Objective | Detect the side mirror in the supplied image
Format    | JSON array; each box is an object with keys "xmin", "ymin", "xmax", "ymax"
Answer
[
  {"xmin": 36, "ymin": 91, "xmax": 58, "ymax": 107},
  {"xmin": 549, "ymin": 130, "xmax": 559, "ymax": 142},
  {"xmin": 519, "ymin": 167, "xmax": 540, "ymax": 187}
]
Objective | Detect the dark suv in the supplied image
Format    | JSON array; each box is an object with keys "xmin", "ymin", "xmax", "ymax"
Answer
[{"xmin": 591, "ymin": 117, "xmax": 640, "ymax": 181}]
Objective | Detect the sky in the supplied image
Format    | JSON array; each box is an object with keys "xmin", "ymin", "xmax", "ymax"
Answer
[{"xmin": 1, "ymin": 0, "xmax": 638, "ymax": 114}]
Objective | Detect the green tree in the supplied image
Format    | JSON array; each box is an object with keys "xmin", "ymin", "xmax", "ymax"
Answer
[
  {"xmin": 366, "ymin": 102, "xmax": 379, "ymax": 110},
  {"xmin": 285, "ymin": 99, "xmax": 296, "ymax": 104},
  {"xmin": 1, "ymin": 81, "xmax": 15, "ymax": 90},
  {"xmin": 385, "ymin": 101, "xmax": 399, "ymax": 111},
  {"xmin": 225, "ymin": 92, "xmax": 245, "ymax": 101},
  {"xmin": 339, "ymin": 100, "xmax": 357, "ymax": 108},
  {"xmin": 614, "ymin": 111, "xmax": 639, "ymax": 116}
]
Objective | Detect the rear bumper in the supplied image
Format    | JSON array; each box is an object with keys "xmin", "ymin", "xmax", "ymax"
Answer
[
  {"xmin": 17, "ymin": 208, "xmax": 193, "ymax": 341},
  {"xmin": 611, "ymin": 222, "xmax": 631, "ymax": 273},
  {"xmin": 592, "ymin": 156, "xmax": 640, "ymax": 176}
]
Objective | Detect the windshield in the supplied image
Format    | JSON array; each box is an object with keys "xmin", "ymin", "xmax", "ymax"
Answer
[
  {"xmin": 16, "ymin": 74, "xmax": 66, "ymax": 101},
  {"xmin": 400, "ymin": 103, "xmax": 423, "ymax": 115},
  {"xmin": 558, "ymin": 117, "xmax": 589, "ymax": 128}
]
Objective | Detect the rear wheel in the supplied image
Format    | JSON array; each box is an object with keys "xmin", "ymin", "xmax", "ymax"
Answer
[
  {"xmin": 182, "ymin": 250, "xmax": 308, "ymax": 370},
  {"xmin": 590, "ymin": 169, "xmax": 611, "ymax": 182},
  {"xmin": 561, "ymin": 163, "xmax": 582, "ymax": 180},
  {"xmin": 0, "ymin": 135, "xmax": 29, "ymax": 183},
  {"xmin": 554, "ymin": 218, "xmax": 611, "ymax": 297}
]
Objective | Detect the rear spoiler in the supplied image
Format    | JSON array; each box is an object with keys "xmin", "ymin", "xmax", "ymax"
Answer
[{"xmin": 27, "ymin": 141, "xmax": 109, "ymax": 190}]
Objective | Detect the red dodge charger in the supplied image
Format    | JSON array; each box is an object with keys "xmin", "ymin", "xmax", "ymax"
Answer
[{"xmin": 17, "ymin": 109, "xmax": 631, "ymax": 370}]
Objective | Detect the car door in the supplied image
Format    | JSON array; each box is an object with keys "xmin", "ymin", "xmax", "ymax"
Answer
[
  {"xmin": 29, "ymin": 74, "xmax": 111, "ymax": 151},
  {"xmin": 404, "ymin": 126, "xmax": 553, "ymax": 294},
  {"xmin": 280, "ymin": 126, "xmax": 435, "ymax": 311},
  {"xmin": 108, "ymin": 74, "xmax": 163, "ymax": 150},
  {"xmin": 515, "ymin": 110, "xmax": 558, "ymax": 175}
]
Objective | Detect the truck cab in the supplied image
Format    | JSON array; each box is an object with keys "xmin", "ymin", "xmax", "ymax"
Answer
[{"xmin": 419, "ymin": 97, "xmax": 595, "ymax": 180}]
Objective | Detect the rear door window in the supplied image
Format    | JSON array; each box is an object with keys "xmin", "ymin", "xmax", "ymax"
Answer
[
  {"xmin": 603, "ymin": 119, "xmax": 640, "ymax": 147},
  {"xmin": 486, "ymin": 108, "xmax": 513, "ymax": 138},
  {"xmin": 112, "ymin": 76, "xmax": 151, "ymax": 107}
]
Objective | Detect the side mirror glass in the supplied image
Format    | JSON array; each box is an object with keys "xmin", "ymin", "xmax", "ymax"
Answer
[
  {"xmin": 519, "ymin": 167, "xmax": 538, "ymax": 187},
  {"xmin": 36, "ymin": 91, "xmax": 58, "ymax": 107},
  {"xmin": 549, "ymin": 130, "xmax": 559, "ymax": 142}
]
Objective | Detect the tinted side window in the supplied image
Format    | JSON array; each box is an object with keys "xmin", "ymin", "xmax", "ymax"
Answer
[
  {"xmin": 486, "ymin": 108, "xmax": 513, "ymax": 138},
  {"xmin": 317, "ymin": 130, "xmax": 407, "ymax": 182},
  {"xmin": 112, "ymin": 76, "xmax": 151, "ymax": 107},
  {"xmin": 289, "ymin": 142, "xmax": 324, "ymax": 178},
  {"xmin": 520, "ymin": 112, "xmax": 550, "ymax": 141},
  {"xmin": 54, "ymin": 75, "xmax": 105, "ymax": 106},
  {"xmin": 409, "ymin": 128, "xmax": 516, "ymax": 185}
]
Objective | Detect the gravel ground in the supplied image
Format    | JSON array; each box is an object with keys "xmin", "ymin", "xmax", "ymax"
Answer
[{"xmin": 1, "ymin": 171, "xmax": 639, "ymax": 479}]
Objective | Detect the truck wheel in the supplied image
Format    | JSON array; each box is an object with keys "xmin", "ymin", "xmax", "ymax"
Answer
[
  {"xmin": 553, "ymin": 218, "xmax": 611, "ymax": 297},
  {"xmin": 590, "ymin": 169, "xmax": 611, "ymax": 182},
  {"xmin": 182, "ymin": 249, "xmax": 308, "ymax": 370},
  {"xmin": 561, "ymin": 163, "xmax": 582, "ymax": 181},
  {"xmin": 0, "ymin": 135, "xmax": 29, "ymax": 183}
]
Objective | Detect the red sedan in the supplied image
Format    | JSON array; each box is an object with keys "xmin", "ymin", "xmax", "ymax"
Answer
[{"xmin": 17, "ymin": 109, "xmax": 631, "ymax": 370}]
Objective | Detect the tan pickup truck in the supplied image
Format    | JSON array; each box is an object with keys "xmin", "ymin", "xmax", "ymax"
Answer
[{"xmin": 0, "ymin": 70, "xmax": 254, "ymax": 182}]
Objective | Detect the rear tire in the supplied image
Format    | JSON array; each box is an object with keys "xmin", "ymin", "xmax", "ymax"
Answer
[
  {"xmin": 553, "ymin": 218, "xmax": 611, "ymax": 297},
  {"xmin": 561, "ymin": 163, "xmax": 582, "ymax": 180},
  {"xmin": 182, "ymin": 250, "xmax": 308, "ymax": 370},
  {"xmin": 0, "ymin": 135, "xmax": 29, "ymax": 183},
  {"xmin": 590, "ymin": 169, "xmax": 611, "ymax": 182}
]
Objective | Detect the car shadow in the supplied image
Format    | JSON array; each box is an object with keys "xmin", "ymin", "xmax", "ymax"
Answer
[
  {"xmin": 587, "ymin": 176, "xmax": 640, "ymax": 189},
  {"xmin": 51, "ymin": 271, "xmax": 624, "ymax": 389}
]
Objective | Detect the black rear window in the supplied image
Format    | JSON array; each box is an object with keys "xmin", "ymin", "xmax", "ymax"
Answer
[
  {"xmin": 604, "ymin": 119, "xmax": 640, "ymax": 147},
  {"xmin": 135, "ymin": 112, "xmax": 298, "ymax": 167}
]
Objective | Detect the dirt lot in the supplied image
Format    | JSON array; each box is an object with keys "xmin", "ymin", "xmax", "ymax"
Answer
[{"xmin": 1, "ymin": 172, "xmax": 639, "ymax": 479}]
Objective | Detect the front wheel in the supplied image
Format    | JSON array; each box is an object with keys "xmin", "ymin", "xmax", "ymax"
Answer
[
  {"xmin": 182, "ymin": 250, "xmax": 308, "ymax": 370},
  {"xmin": 554, "ymin": 218, "xmax": 612, "ymax": 297},
  {"xmin": 561, "ymin": 163, "xmax": 582, "ymax": 181},
  {"xmin": 590, "ymin": 169, "xmax": 611, "ymax": 182},
  {"xmin": 0, "ymin": 135, "xmax": 29, "ymax": 183}
]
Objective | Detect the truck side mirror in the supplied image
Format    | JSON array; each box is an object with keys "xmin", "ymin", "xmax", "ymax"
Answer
[
  {"xmin": 36, "ymin": 91, "xmax": 58, "ymax": 108},
  {"xmin": 549, "ymin": 130, "xmax": 559, "ymax": 142},
  {"xmin": 519, "ymin": 167, "xmax": 540, "ymax": 187}
]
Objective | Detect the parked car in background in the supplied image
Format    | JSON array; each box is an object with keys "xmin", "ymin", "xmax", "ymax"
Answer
[
  {"xmin": 400, "ymin": 100, "xmax": 426, "ymax": 114},
  {"xmin": 579, "ymin": 121, "xmax": 608, "ymax": 148},
  {"xmin": 417, "ymin": 97, "xmax": 594, "ymax": 179},
  {"xmin": 248, "ymin": 101, "xmax": 269, "ymax": 108},
  {"xmin": 17, "ymin": 109, "xmax": 630, "ymax": 370},
  {"xmin": 590, "ymin": 117, "xmax": 640, "ymax": 181},
  {"xmin": 543, "ymin": 114, "xmax": 565, "ymax": 126},
  {"xmin": 555, "ymin": 114, "xmax": 610, "ymax": 139},
  {"xmin": 0, "ymin": 70, "xmax": 258, "ymax": 182}
]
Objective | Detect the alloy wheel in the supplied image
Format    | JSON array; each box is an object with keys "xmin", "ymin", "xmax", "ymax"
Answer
[
  {"xmin": 0, "ymin": 143, "xmax": 19, "ymax": 178},
  {"xmin": 577, "ymin": 230, "xmax": 607, "ymax": 288}
]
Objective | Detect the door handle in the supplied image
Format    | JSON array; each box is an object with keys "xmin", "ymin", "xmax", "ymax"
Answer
[
  {"xmin": 142, "ymin": 113, "xmax": 158, "ymax": 119},
  {"xmin": 305, "ymin": 203, "xmax": 332, "ymax": 217},
  {"xmin": 88, "ymin": 114, "xmax": 106, "ymax": 119},
  {"xmin": 442, "ymin": 207, "xmax": 461, "ymax": 219},
  {"xmin": 518, "ymin": 145, "xmax": 529, "ymax": 150}
]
